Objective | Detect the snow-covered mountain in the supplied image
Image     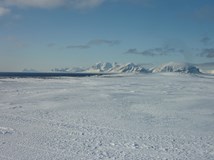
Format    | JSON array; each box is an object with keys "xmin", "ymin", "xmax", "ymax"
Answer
[
  {"xmin": 152, "ymin": 62, "xmax": 201, "ymax": 74},
  {"xmin": 86, "ymin": 62, "xmax": 150, "ymax": 73},
  {"xmin": 87, "ymin": 62, "xmax": 118, "ymax": 73},
  {"xmin": 51, "ymin": 62, "xmax": 202, "ymax": 74},
  {"xmin": 110, "ymin": 63, "xmax": 150, "ymax": 73}
]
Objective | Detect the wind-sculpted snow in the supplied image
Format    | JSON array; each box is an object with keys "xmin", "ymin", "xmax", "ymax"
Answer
[
  {"xmin": 0, "ymin": 127, "xmax": 14, "ymax": 135},
  {"xmin": 0, "ymin": 73, "xmax": 214, "ymax": 159}
]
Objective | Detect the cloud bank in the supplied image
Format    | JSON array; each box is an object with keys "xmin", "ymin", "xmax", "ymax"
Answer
[
  {"xmin": 66, "ymin": 39, "xmax": 120, "ymax": 49},
  {"xmin": 125, "ymin": 47, "xmax": 182, "ymax": 56},
  {"xmin": 200, "ymin": 48, "xmax": 214, "ymax": 58},
  {"xmin": 66, "ymin": 45, "xmax": 90, "ymax": 49},
  {"xmin": 88, "ymin": 39, "xmax": 120, "ymax": 46},
  {"xmin": 201, "ymin": 36, "xmax": 212, "ymax": 45}
]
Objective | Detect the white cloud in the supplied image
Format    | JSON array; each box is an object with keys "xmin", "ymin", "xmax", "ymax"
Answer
[
  {"xmin": 194, "ymin": 5, "xmax": 214, "ymax": 21},
  {"xmin": 88, "ymin": 39, "xmax": 120, "ymax": 46},
  {"xmin": 4, "ymin": 0, "xmax": 64, "ymax": 8},
  {"xmin": 70, "ymin": 0, "xmax": 105, "ymax": 9},
  {"xmin": 0, "ymin": 0, "xmax": 151, "ymax": 16},
  {"xmin": 2, "ymin": 0, "xmax": 105, "ymax": 9},
  {"xmin": 0, "ymin": 6, "xmax": 10, "ymax": 16}
]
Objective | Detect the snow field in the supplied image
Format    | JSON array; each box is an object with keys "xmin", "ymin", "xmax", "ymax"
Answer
[{"xmin": 0, "ymin": 73, "xmax": 214, "ymax": 159}]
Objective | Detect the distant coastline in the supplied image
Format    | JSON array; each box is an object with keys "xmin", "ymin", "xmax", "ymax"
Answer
[{"xmin": 0, "ymin": 72, "xmax": 109, "ymax": 78}]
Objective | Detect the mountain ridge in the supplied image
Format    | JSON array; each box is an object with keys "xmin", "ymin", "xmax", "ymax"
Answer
[{"xmin": 51, "ymin": 62, "xmax": 202, "ymax": 74}]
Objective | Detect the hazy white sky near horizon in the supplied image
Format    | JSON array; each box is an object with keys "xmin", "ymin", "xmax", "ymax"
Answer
[{"xmin": 0, "ymin": 0, "xmax": 214, "ymax": 71}]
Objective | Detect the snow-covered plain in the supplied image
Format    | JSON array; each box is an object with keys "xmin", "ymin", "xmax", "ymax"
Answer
[{"xmin": 0, "ymin": 73, "xmax": 214, "ymax": 160}]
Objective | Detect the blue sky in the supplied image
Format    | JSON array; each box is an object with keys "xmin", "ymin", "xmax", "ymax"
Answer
[{"xmin": 0, "ymin": 0, "xmax": 214, "ymax": 71}]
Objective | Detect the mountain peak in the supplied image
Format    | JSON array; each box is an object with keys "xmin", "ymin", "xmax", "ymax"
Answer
[{"xmin": 152, "ymin": 62, "xmax": 201, "ymax": 74}]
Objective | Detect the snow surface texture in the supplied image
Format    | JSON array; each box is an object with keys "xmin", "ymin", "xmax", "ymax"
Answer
[
  {"xmin": 0, "ymin": 73, "xmax": 214, "ymax": 160},
  {"xmin": 51, "ymin": 62, "xmax": 203, "ymax": 74}
]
